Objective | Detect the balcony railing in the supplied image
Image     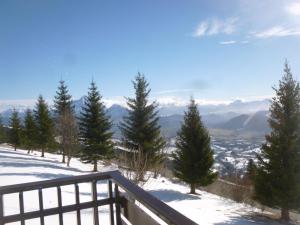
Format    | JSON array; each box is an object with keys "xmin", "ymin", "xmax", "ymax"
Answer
[{"xmin": 0, "ymin": 170, "xmax": 198, "ymax": 225}]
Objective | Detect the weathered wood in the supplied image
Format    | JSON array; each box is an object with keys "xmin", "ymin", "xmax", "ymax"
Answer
[
  {"xmin": 0, "ymin": 170, "xmax": 198, "ymax": 225},
  {"xmin": 92, "ymin": 180, "xmax": 99, "ymax": 225},
  {"xmin": 57, "ymin": 186, "xmax": 64, "ymax": 225},
  {"xmin": 108, "ymin": 180, "xmax": 115, "ymax": 225},
  {"xmin": 75, "ymin": 183, "xmax": 82, "ymax": 225},
  {"xmin": 19, "ymin": 191, "xmax": 25, "ymax": 225}
]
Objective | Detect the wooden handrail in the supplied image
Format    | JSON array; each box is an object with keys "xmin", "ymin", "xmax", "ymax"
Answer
[{"xmin": 0, "ymin": 170, "xmax": 198, "ymax": 225}]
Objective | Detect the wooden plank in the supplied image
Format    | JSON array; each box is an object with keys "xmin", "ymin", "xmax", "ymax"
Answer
[
  {"xmin": 92, "ymin": 181, "xmax": 99, "ymax": 225},
  {"xmin": 2, "ymin": 198, "xmax": 113, "ymax": 224},
  {"xmin": 110, "ymin": 171, "xmax": 198, "ymax": 225},
  {"xmin": 114, "ymin": 184, "xmax": 121, "ymax": 225},
  {"xmin": 108, "ymin": 180, "xmax": 115, "ymax": 225},
  {"xmin": 38, "ymin": 189, "xmax": 45, "ymax": 225},
  {"xmin": 19, "ymin": 192, "xmax": 25, "ymax": 225},
  {"xmin": 75, "ymin": 184, "xmax": 81, "ymax": 225},
  {"xmin": 0, "ymin": 194, "xmax": 4, "ymax": 225},
  {"xmin": 0, "ymin": 172, "xmax": 112, "ymax": 195},
  {"xmin": 57, "ymin": 186, "xmax": 64, "ymax": 225}
]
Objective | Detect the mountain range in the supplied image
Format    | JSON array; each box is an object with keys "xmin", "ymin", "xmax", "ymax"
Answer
[{"xmin": 0, "ymin": 98, "xmax": 271, "ymax": 139}]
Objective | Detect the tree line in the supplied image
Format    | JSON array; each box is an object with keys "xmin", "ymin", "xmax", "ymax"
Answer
[
  {"xmin": 3, "ymin": 73, "xmax": 216, "ymax": 189},
  {"xmin": 1, "ymin": 62, "xmax": 299, "ymax": 222}
]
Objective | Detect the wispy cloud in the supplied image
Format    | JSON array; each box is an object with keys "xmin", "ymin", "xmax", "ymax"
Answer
[
  {"xmin": 253, "ymin": 26, "xmax": 300, "ymax": 38},
  {"xmin": 286, "ymin": 2, "xmax": 300, "ymax": 16},
  {"xmin": 193, "ymin": 18, "xmax": 238, "ymax": 37},
  {"xmin": 219, "ymin": 40, "xmax": 236, "ymax": 45}
]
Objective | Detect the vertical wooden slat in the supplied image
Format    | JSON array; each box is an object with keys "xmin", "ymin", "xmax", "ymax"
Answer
[
  {"xmin": 114, "ymin": 184, "xmax": 121, "ymax": 225},
  {"xmin": 19, "ymin": 191, "xmax": 25, "ymax": 225},
  {"xmin": 92, "ymin": 181, "xmax": 99, "ymax": 225},
  {"xmin": 0, "ymin": 194, "xmax": 4, "ymax": 225},
  {"xmin": 108, "ymin": 180, "xmax": 114, "ymax": 225},
  {"xmin": 38, "ymin": 189, "xmax": 45, "ymax": 225},
  {"xmin": 57, "ymin": 186, "xmax": 64, "ymax": 225},
  {"xmin": 75, "ymin": 184, "xmax": 81, "ymax": 225}
]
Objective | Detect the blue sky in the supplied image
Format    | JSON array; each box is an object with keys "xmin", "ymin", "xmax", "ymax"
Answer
[{"xmin": 0, "ymin": 0, "xmax": 300, "ymax": 105}]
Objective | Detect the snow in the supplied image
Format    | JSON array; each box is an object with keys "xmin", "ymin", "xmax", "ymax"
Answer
[{"xmin": 0, "ymin": 146, "xmax": 280, "ymax": 225}]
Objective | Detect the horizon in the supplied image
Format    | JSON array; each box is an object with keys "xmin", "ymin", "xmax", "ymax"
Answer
[{"xmin": 0, "ymin": 0, "xmax": 300, "ymax": 104}]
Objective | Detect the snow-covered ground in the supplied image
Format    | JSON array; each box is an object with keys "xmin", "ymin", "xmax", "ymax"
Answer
[{"xmin": 0, "ymin": 146, "xmax": 281, "ymax": 225}]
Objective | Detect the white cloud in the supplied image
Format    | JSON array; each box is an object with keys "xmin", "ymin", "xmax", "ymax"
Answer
[
  {"xmin": 253, "ymin": 26, "xmax": 300, "ymax": 38},
  {"xmin": 193, "ymin": 18, "xmax": 238, "ymax": 37},
  {"xmin": 219, "ymin": 40, "xmax": 236, "ymax": 45},
  {"xmin": 286, "ymin": 2, "xmax": 300, "ymax": 16}
]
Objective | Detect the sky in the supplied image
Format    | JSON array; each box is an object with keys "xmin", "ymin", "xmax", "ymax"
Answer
[{"xmin": 0, "ymin": 0, "xmax": 300, "ymax": 106}]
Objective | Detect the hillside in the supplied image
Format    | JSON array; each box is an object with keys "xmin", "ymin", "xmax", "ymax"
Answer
[{"xmin": 0, "ymin": 146, "xmax": 281, "ymax": 225}]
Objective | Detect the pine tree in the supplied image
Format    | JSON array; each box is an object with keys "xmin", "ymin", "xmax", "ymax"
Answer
[
  {"xmin": 23, "ymin": 109, "xmax": 38, "ymax": 154},
  {"xmin": 79, "ymin": 81, "xmax": 114, "ymax": 171},
  {"xmin": 120, "ymin": 73, "xmax": 165, "ymax": 182},
  {"xmin": 34, "ymin": 95, "xmax": 55, "ymax": 157},
  {"xmin": 9, "ymin": 109, "xmax": 22, "ymax": 151},
  {"xmin": 0, "ymin": 114, "xmax": 7, "ymax": 143},
  {"xmin": 173, "ymin": 99, "xmax": 217, "ymax": 194},
  {"xmin": 53, "ymin": 80, "xmax": 74, "ymax": 163},
  {"xmin": 245, "ymin": 159, "xmax": 256, "ymax": 182},
  {"xmin": 254, "ymin": 62, "xmax": 300, "ymax": 222}
]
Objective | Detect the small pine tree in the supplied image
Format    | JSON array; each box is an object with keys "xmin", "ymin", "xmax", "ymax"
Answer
[
  {"xmin": 173, "ymin": 99, "xmax": 217, "ymax": 194},
  {"xmin": 254, "ymin": 62, "xmax": 300, "ymax": 222},
  {"xmin": 245, "ymin": 159, "xmax": 256, "ymax": 182},
  {"xmin": 9, "ymin": 109, "xmax": 22, "ymax": 151},
  {"xmin": 23, "ymin": 109, "xmax": 38, "ymax": 154},
  {"xmin": 120, "ymin": 73, "xmax": 165, "ymax": 182},
  {"xmin": 79, "ymin": 81, "xmax": 114, "ymax": 171},
  {"xmin": 34, "ymin": 95, "xmax": 55, "ymax": 157},
  {"xmin": 53, "ymin": 80, "xmax": 73, "ymax": 163}
]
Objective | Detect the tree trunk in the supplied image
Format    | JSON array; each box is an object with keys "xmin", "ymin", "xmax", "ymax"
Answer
[
  {"xmin": 27, "ymin": 149, "xmax": 30, "ymax": 154},
  {"xmin": 14, "ymin": 145, "xmax": 16, "ymax": 151},
  {"xmin": 93, "ymin": 160, "xmax": 97, "ymax": 172},
  {"xmin": 190, "ymin": 183, "xmax": 196, "ymax": 194},
  {"xmin": 281, "ymin": 208, "xmax": 290, "ymax": 222},
  {"xmin": 67, "ymin": 156, "xmax": 71, "ymax": 167},
  {"xmin": 41, "ymin": 148, "xmax": 44, "ymax": 157},
  {"xmin": 62, "ymin": 153, "xmax": 65, "ymax": 163}
]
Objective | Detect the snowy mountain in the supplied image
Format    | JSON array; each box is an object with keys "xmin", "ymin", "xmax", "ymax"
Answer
[
  {"xmin": 0, "ymin": 99, "xmax": 270, "ymax": 138},
  {"xmin": 217, "ymin": 111, "xmax": 269, "ymax": 133}
]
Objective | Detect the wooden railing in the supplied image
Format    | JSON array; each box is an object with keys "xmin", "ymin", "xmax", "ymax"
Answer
[{"xmin": 0, "ymin": 170, "xmax": 198, "ymax": 225}]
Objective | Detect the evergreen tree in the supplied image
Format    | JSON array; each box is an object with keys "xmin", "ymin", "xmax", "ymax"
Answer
[
  {"xmin": 79, "ymin": 81, "xmax": 113, "ymax": 171},
  {"xmin": 120, "ymin": 73, "xmax": 165, "ymax": 182},
  {"xmin": 0, "ymin": 114, "xmax": 7, "ymax": 143},
  {"xmin": 254, "ymin": 62, "xmax": 300, "ymax": 222},
  {"xmin": 245, "ymin": 159, "xmax": 256, "ymax": 182},
  {"xmin": 9, "ymin": 109, "xmax": 22, "ymax": 151},
  {"xmin": 23, "ymin": 109, "xmax": 38, "ymax": 154},
  {"xmin": 173, "ymin": 99, "xmax": 217, "ymax": 194},
  {"xmin": 53, "ymin": 80, "xmax": 73, "ymax": 163},
  {"xmin": 34, "ymin": 95, "xmax": 55, "ymax": 157}
]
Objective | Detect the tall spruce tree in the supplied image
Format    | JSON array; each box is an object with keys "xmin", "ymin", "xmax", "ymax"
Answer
[
  {"xmin": 9, "ymin": 109, "xmax": 22, "ymax": 151},
  {"xmin": 34, "ymin": 95, "xmax": 55, "ymax": 157},
  {"xmin": 79, "ymin": 81, "xmax": 113, "ymax": 171},
  {"xmin": 23, "ymin": 109, "xmax": 38, "ymax": 154},
  {"xmin": 173, "ymin": 99, "xmax": 217, "ymax": 194},
  {"xmin": 254, "ymin": 62, "xmax": 300, "ymax": 221},
  {"xmin": 54, "ymin": 80, "xmax": 73, "ymax": 163},
  {"xmin": 120, "ymin": 73, "xmax": 165, "ymax": 182}
]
